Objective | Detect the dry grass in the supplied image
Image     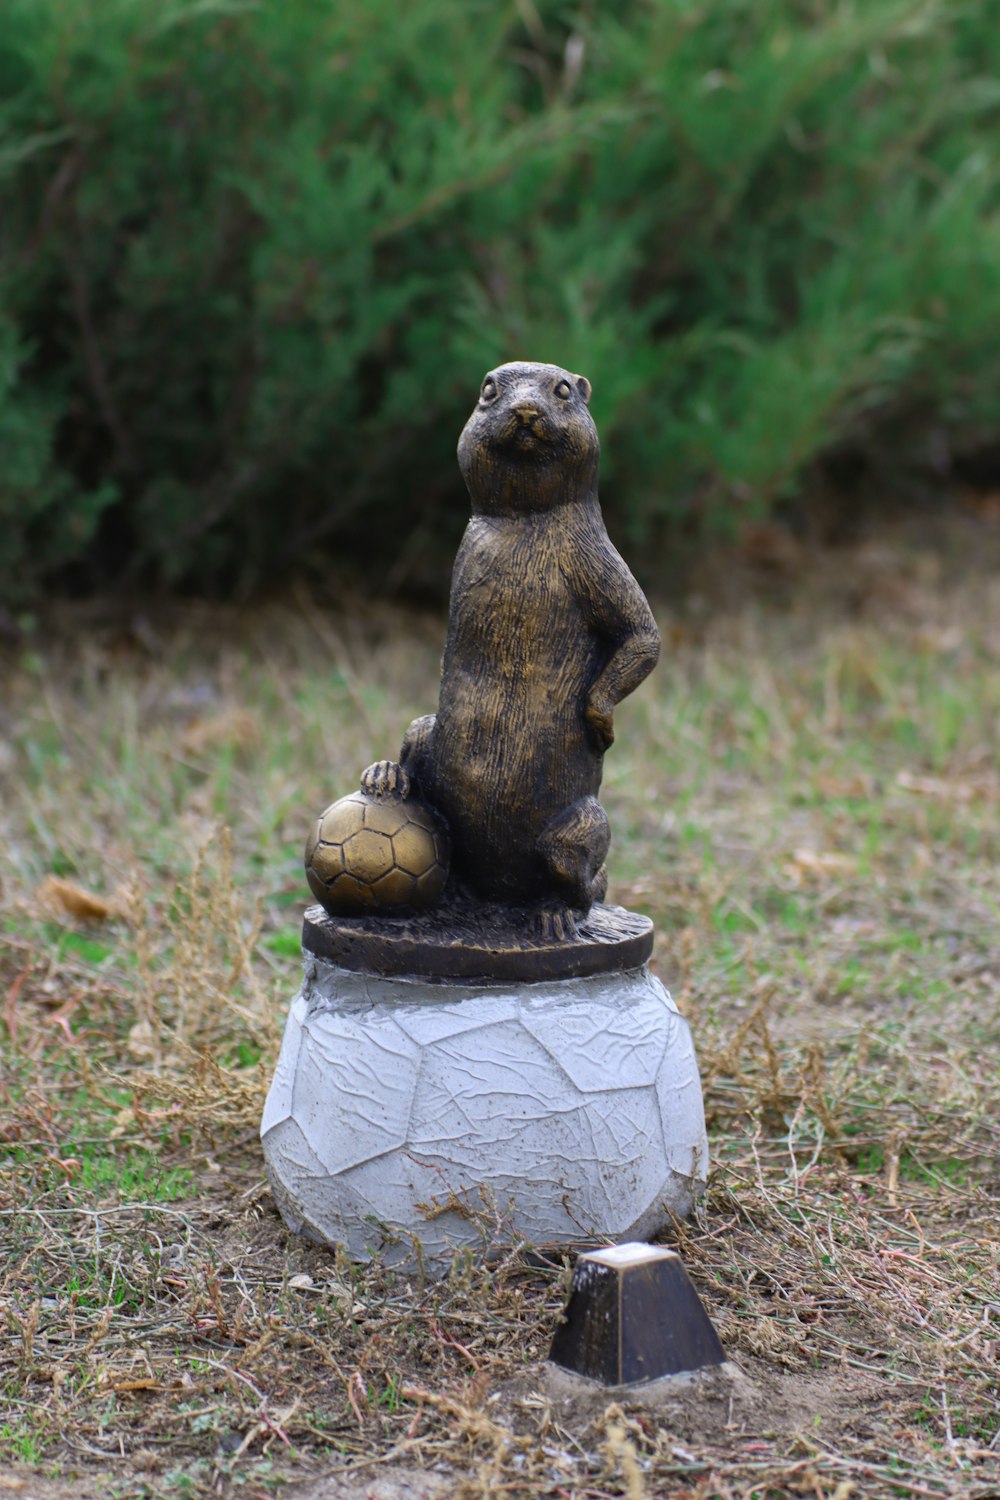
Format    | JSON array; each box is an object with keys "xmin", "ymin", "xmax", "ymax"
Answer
[{"xmin": 0, "ymin": 519, "xmax": 998, "ymax": 1498}]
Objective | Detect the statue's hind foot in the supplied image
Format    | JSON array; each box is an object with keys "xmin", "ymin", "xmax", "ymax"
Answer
[
  {"xmin": 538, "ymin": 796, "xmax": 611, "ymax": 913},
  {"xmin": 532, "ymin": 903, "xmax": 578, "ymax": 943}
]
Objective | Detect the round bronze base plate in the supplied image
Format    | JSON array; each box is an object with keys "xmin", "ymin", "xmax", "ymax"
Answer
[{"xmin": 301, "ymin": 901, "xmax": 654, "ymax": 984}]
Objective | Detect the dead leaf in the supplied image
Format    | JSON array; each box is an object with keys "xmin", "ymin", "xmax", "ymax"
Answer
[
  {"xmin": 897, "ymin": 770, "xmax": 975, "ymax": 801},
  {"xmin": 127, "ymin": 1018, "xmax": 158, "ymax": 1060},
  {"xmin": 182, "ymin": 707, "xmax": 261, "ymax": 755},
  {"xmin": 815, "ymin": 773, "xmax": 873, "ymax": 799},
  {"xmin": 109, "ymin": 1105, "xmax": 137, "ymax": 1139},
  {"xmin": 787, "ymin": 849, "xmax": 857, "ymax": 881},
  {"xmin": 36, "ymin": 874, "xmax": 118, "ymax": 922}
]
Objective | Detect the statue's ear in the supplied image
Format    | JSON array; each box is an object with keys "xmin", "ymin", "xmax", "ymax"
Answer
[{"xmin": 575, "ymin": 375, "xmax": 592, "ymax": 405}]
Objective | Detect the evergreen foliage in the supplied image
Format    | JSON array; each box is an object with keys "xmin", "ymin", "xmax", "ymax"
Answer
[{"xmin": 2, "ymin": 0, "xmax": 1000, "ymax": 601}]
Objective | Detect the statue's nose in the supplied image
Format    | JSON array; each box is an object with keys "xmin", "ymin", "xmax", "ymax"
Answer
[{"xmin": 512, "ymin": 403, "xmax": 541, "ymax": 421}]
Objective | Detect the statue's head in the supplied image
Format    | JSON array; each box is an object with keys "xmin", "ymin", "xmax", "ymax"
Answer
[{"xmin": 457, "ymin": 361, "xmax": 600, "ymax": 516}]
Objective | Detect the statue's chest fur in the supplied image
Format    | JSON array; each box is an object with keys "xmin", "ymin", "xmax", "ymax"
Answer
[
  {"xmin": 440, "ymin": 512, "xmax": 601, "ymax": 702},
  {"xmin": 428, "ymin": 509, "xmax": 606, "ymax": 879}
]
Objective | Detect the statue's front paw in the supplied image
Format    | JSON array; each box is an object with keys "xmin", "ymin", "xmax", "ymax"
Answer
[
  {"xmin": 360, "ymin": 760, "xmax": 412, "ymax": 800},
  {"xmin": 585, "ymin": 697, "xmax": 615, "ymax": 752}
]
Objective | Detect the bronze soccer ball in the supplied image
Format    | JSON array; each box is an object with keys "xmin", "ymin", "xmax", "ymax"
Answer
[{"xmin": 305, "ymin": 788, "xmax": 450, "ymax": 916}]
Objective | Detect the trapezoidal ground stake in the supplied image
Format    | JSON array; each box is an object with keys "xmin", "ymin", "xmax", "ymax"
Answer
[{"xmin": 549, "ymin": 1242, "xmax": 725, "ymax": 1386}]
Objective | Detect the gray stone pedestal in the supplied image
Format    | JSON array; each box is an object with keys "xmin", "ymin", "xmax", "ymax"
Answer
[{"xmin": 261, "ymin": 955, "xmax": 708, "ymax": 1274}]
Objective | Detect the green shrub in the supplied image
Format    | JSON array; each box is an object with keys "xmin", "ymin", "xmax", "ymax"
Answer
[{"xmin": 1, "ymin": 0, "xmax": 999, "ymax": 603}]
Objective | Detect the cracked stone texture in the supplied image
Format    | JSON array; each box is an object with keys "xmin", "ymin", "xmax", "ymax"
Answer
[{"xmin": 261, "ymin": 957, "xmax": 708, "ymax": 1273}]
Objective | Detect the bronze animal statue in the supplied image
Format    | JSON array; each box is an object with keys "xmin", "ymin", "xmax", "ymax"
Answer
[{"xmin": 355, "ymin": 360, "xmax": 660, "ymax": 938}]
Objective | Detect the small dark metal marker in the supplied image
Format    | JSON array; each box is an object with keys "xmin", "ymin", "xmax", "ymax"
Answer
[{"xmin": 549, "ymin": 1243, "xmax": 725, "ymax": 1386}]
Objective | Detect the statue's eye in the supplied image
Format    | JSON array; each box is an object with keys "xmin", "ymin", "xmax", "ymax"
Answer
[
  {"xmin": 554, "ymin": 379, "xmax": 572, "ymax": 400},
  {"xmin": 481, "ymin": 376, "xmax": 498, "ymax": 402}
]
